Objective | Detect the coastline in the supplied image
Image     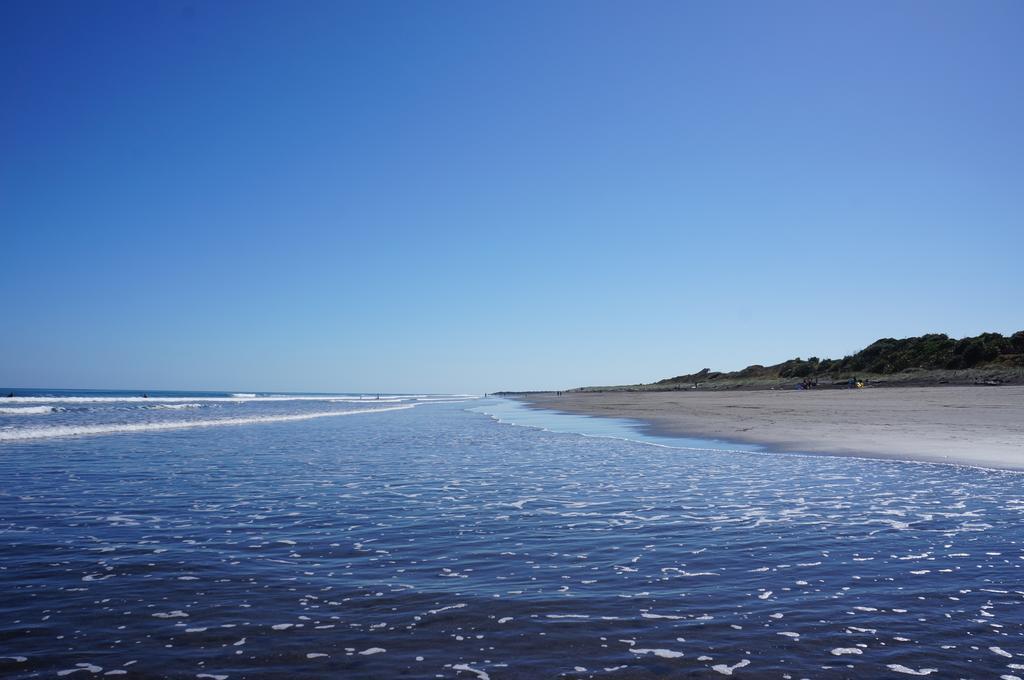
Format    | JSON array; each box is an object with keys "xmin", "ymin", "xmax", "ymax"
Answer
[{"xmin": 514, "ymin": 385, "xmax": 1024, "ymax": 471}]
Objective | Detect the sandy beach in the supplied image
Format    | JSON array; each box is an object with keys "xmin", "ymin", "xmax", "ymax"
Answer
[{"xmin": 518, "ymin": 386, "xmax": 1024, "ymax": 470}]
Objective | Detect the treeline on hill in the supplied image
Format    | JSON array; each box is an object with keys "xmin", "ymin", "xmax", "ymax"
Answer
[{"xmin": 656, "ymin": 331, "xmax": 1024, "ymax": 384}]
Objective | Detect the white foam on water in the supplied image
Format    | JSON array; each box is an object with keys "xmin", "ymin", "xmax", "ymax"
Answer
[
  {"xmin": 0, "ymin": 405, "xmax": 415, "ymax": 441},
  {"xmin": 452, "ymin": 664, "xmax": 489, "ymax": 680},
  {"xmin": 886, "ymin": 665, "xmax": 938, "ymax": 675},
  {"xmin": 426, "ymin": 604, "xmax": 466, "ymax": 615},
  {"xmin": 2, "ymin": 395, "xmax": 384, "ymax": 404},
  {"xmin": 631, "ymin": 648, "xmax": 685, "ymax": 659},
  {"xmin": 0, "ymin": 406, "xmax": 54, "ymax": 414},
  {"xmin": 711, "ymin": 659, "xmax": 750, "ymax": 675},
  {"xmin": 57, "ymin": 664, "xmax": 103, "ymax": 676}
]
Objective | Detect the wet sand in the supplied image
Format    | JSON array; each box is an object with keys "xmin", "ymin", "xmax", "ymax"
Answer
[{"xmin": 518, "ymin": 386, "xmax": 1024, "ymax": 470}]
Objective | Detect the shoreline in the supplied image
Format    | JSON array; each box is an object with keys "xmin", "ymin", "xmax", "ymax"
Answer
[{"xmin": 514, "ymin": 385, "xmax": 1024, "ymax": 471}]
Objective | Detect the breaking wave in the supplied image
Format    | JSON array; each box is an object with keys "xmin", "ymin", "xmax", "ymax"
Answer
[
  {"xmin": 0, "ymin": 405, "xmax": 415, "ymax": 441},
  {"xmin": 0, "ymin": 406, "xmax": 55, "ymax": 415},
  {"xmin": 3, "ymin": 396, "xmax": 360, "ymax": 404}
]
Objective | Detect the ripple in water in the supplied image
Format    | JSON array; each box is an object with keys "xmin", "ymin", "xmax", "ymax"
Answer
[{"xmin": 0, "ymin": 399, "xmax": 1022, "ymax": 678}]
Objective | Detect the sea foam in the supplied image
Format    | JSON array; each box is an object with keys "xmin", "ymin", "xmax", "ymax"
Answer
[
  {"xmin": 0, "ymin": 406, "xmax": 55, "ymax": 415},
  {"xmin": 0, "ymin": 405, "xmax": 415, "ymax": 441},
  {"xmin": 2, "ymin": 396, "xmax": 351, "ymax": 404}
]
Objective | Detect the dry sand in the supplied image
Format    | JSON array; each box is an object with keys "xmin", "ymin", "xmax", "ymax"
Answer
[{"xmin": 519, "ymin": 386, "xmax": 1024, "ymax": 470}]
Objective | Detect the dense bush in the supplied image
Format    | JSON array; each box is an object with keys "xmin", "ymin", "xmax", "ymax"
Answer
[
  {"xmin": 1012, "ymin": 331, "xmax": 1024, "ymax": 354},
  {"xmin": 827, "ymin": 332, "xmax": 1024, "ymax": 375},
  {"xmin": 657, "ymin": 330, "xmax": 1023, "ymax": 384}
]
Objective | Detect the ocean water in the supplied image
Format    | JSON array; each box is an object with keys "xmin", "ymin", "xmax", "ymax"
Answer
[{"xmin": 0, "ymin": 393, "xmax": 1022, "ymax": 679}]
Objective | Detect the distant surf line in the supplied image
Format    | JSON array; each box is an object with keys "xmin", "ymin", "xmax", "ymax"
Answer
[
  {"xmin": 1, "ymin": 394, "xmax": 478, "ymax": 404},
  {"xmin": 0, "ymin": 406, "xmax": 57, "ymax": 415},
  {"xmin": 2, "ymin": 395, "xmax": 406, "ymax": 404},
  {"xmin": 0, "ymin": 405, "xmax": 417, "ymax": 442}
]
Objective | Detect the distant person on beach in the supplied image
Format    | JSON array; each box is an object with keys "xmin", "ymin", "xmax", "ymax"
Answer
[{"xmin": 5, "ymin": 392, "xmax": 13, "ymax": 398}]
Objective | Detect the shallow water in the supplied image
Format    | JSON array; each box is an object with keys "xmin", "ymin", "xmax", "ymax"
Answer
[{"xmin": 1, "ymin": 396, "xmax": 1022, "ymax": 678}]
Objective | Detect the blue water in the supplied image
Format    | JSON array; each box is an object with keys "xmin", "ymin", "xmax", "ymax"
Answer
[
  {"xmin": 0, "ymin": 389, "xmax": 462, "ymax": 441},
  {"xmin": 1, "ymin": 393, "xmax": 1022, "ymax": 678}
]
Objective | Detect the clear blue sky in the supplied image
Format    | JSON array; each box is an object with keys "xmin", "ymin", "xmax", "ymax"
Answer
[{"xmin": 3, "ymin": 1, "xmax": 1022, "ymax": 394}]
